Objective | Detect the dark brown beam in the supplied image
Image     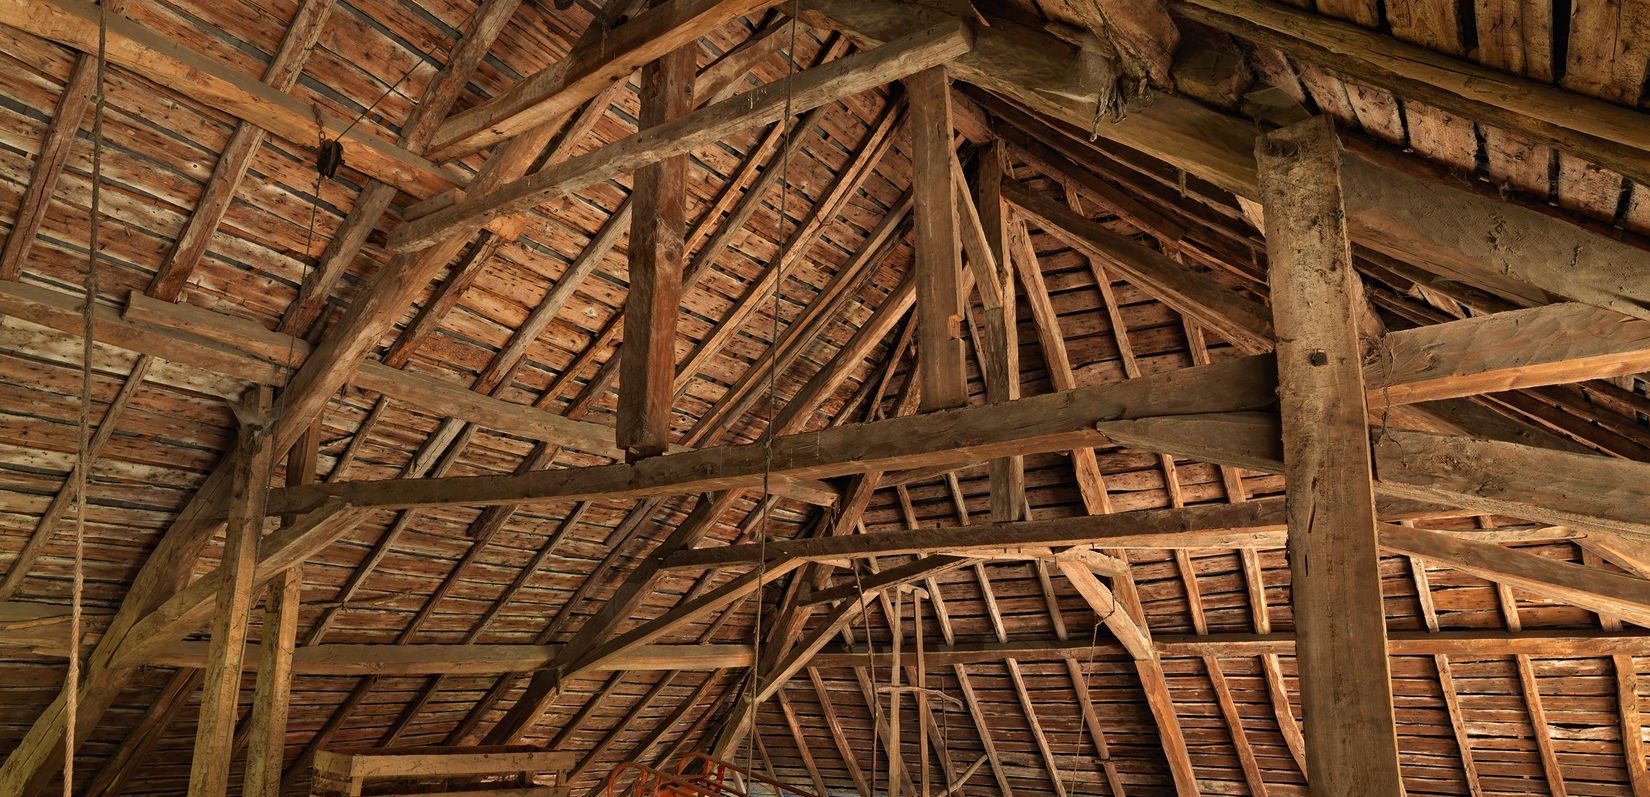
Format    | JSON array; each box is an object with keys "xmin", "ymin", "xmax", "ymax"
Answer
[
  {"xmin": 1259, "ymin": 117, "xmax": 1402, "ymax": 795},
  {"xmin": 389, "ymin": 20, "xmax": 974, "ymax": 252},
  {"xmin": 619, "ymin": 43, "xmax": 695, "ymax": 459}
]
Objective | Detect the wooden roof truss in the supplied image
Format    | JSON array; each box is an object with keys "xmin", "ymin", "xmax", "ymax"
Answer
[{"xmin": 1, "ymin": 0, "xmax": 1649, "ymax": 794}]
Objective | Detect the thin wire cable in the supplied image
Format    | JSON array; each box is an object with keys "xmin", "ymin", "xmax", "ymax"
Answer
[
  {"xmin": 852, "ymin": 565, "xmax": 878, "ymax": 797},
  {"xmin": 1064, "ymin": 619, "xmax": 1106, "ymax": 797},
  {"xmin": 335, "ymin": 58, "xmax": 423, "ymax": 142},
  {"xmin": 745, "ymin": 0, "xmax": 801, "ymax": 775},
  {"xmin": 65, "ymin": 4, "xmax": 110, "ymax": 792}
]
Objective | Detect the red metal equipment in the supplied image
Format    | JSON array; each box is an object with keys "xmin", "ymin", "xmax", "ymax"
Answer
[{"xmin": 606, "ymin": 753, "xmax": 825, "ymax": 797}]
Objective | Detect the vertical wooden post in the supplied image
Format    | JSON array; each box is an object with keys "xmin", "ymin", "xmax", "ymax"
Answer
[
  {"xmin": 888, "ymin": 589, "xmax": 904, "ymax": 797},
  {"xmin": 243, "ymin": 424, "xmax": 315, "ymax": 797},
  {"xmin": 618, "ymin": 42, "xmax": 695, "ymax": 459},
  {"xmin": 915, "ymin": 590, "xmax": 930, "ymax": 797},
  {"xmin": 974, "ymin": 141, "xmax": 1024, "ymax": 521},
  {"xmin": 906, "ymin": 67, "xmax": 966, "ymax": 412},
  {"xmin": 185, "ymin": 387, "xmax": 274, "ymax": 797},
  {"xmin": 1257, "ymin": 117, "xmax": 1404, "ymax": 796}
]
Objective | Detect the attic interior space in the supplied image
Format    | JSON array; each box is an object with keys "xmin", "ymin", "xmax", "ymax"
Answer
[{"xmin": 4, "ymin": 0, "xmax": 1650, "ymax": 794}]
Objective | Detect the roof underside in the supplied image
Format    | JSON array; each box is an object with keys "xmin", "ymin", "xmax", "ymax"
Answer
[{"xmin": 1, "ymin": 0, "xmax": 1649, "ymax": 796}]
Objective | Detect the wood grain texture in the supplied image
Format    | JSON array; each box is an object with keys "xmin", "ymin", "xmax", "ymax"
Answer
[{"xmin": 1258, "ymin": 117, "xmax": 1403, "ymax": 797}]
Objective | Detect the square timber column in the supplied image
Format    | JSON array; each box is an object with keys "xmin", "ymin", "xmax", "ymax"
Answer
[
  {"xmin": 185, "ymin": 386, "xmax": 274, "ymax": 797},
  {"xmin": 905, "ymin": 66, "xmax": 967, "ymax": 412},
  {"xmin": 618, "ymin": 42, "xmax": 695, "ymax": 460},
  {"xmin": 1257, "ymin": 116, "xmax": 1404, "ymax": 796}
]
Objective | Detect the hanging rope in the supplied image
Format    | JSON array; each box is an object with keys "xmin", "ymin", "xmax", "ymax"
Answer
[
  {"xmin": 64, "ymin": 1, "xmax": 111, "ymax": 792},
  {"xmin": 1062, "ymin": 618, "xmax": 1107, "ymax": 797},
  {"xmin": 851, "ymin": 565, "xmax": 879, "ymax": 797},
  {"xmin": 744, "ymin": 0, "xmax": 802, "ymax": 779}
]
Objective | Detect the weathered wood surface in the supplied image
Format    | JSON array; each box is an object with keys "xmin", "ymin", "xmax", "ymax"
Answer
[
  {"xmin": 388, "ymin": 21, "xmax": 974, "ymax": 251},
  {"xmin": 2, "ymin": 0, "xmax": 1649, "ymax": 795},
  {"xmin": 1260, "ymin": 117, "xmax": 1402, "ymax": 796}
]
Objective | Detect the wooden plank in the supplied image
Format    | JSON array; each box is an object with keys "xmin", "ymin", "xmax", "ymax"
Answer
[
  {"xmin": 798, "ymin": 0, "xmax": 1650, "ymax": 323},
  {"xmin": 146, "ymin": 0, "xmax": 335, "ymax": 297},
  {"xmin": 1258, "ymin": 117, "xmax": 1402, "ymax": 796},
  {"xmin": 670, "ymin": 97, "xmax": 902, "ymax": 393},
  {"xmin": 619, "ymin": 43, "xmax": 695, "ymax": 459},
  {"xmin": 1383, "ymin": 524, "xmax": 1650, "ymax": 628},
  {"xmin": 1177, "ymin": 0, "xmax": 1650, "ymax": 186},
  {"xmin": 0, "ymin": 0, "xmax": 132, "ymax": 280},
  {"xmin": 1003, "ymin": 181, "xmax": 1274, "ymax": 353},
  {"xmin": 428, "ymin": 0, "xmax": 781, "ymax": 158},
  {"xmin": 185, "ymin": 390, "xmax": 274, "ymax": 797},
  {"xmin": 807, "ymin": 668, "xmax": 871, "ymax": 797},
  {"xmin": 388, "ymin": 21, "xmax": 974, "ymax": 252},
  {"xmin": 0, "ymin": 0, "xmax": 455, "ymax": 197},
  {"xmin": 469, "ymin": 261, "xmax": 902, "ymax": 744},
  {"xmin": 0, "ymin": 356, "xmax": 150, "ymax": 600},
  {"xmin": 0, "ymin": 2, "xmax": 528, "ymax": 789},
  {"xmin": 80, "ymin": 669, "xmax": 203, "ymax": 797}
]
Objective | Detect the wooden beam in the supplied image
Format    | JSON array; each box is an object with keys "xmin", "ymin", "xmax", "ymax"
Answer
[
  {"xmin": 1407, "ymin": 557, "xmax": 1479, "ymax": 796},
  {"xmin": 619, "ymin": 43, "xmax": 695, "ymax": 459},
  {"xmin": 567, "ymin": 559, "xmax": 802, "ymax": 678},
  {"xmin": 1003, "ymin": 181, "xmax": 1274, "ymax": 353},
  {"xmin": 0, "ymin": 28, "xmax": 110, "ymax": 280},
  {"xmin": 388, "ymin": 21, "xmax": 974, "ymax": 252},
  {"xmin": 79, "ymin": 670, "xmax": 202, "ymax": 797},
  {"xmin": 907, "ymin": 66, "xmax": 967, "ymax": 411},
  {"xmin": 242, "ymin": 568, "xmax": 300, "ymax": 797},
  {"xmin": 1382, "ymin": 524, "xmax": 1650, "ymax": 628},
  {"xmin": 1372, "ymin": 301, "xmax": 1650, "ymax": 407},
  {"xmin": 185, "ymin": 390, "xmax": 274, "ymax": 797},
  {"xmin": 1259, "ymin": 117, "xmax": 1402, "ymax": 796},
  {"xmin": 813, "ymin": 629, "xmax": 1650, "ymax": 663},
  {"xmin": 0, "ymin": 285, "xmax": 818, "ymax": 507},
  {"xmin": 1493, "ymin": 584, "xmax": 1569, "ymax": 796},
  {"xmin": 277, "ymin": 361, "xmax": 1650, "ymax": 546},
  {"xmin": 242, "ymin": 426, "xmax": 314, "ymax": 797},
  {"xmin": 1009, "ymin": 223, "xmax": 1111, "ymax": 514},
  {"xmin": 0, "ymin": 2, "xmax": 530, "ymax": 789},
  {"xmin": 430, "ymin": 0, "xmax": 778, "ymax": 158},
  {"xmin": 0, "ymin": 0, "xmax": 455, "ymax": 197},
  {"xmin": 1053, "ymin": 560, "xmax": 1153, "ymax": 660},
  {"xmin": 971, "ymin": 141, "xmax": 1024, "ymax": 521},
  {"xmin": 797, "ymin": 0, "xmax": 1650, "ymax": 323},
  {"xmin": 1370, "ymin": 428, "xmax": 1650, "ymax": 541},
  {"xmin": 1176, "ymin": 0, "xmax": 1650, "ymax": 187},
  {"xmin": 268, "ymin": 354, "xmax": 1277, "ymax": 514},
  {"xmin": 119, "ymin": 641, "xmax": 756, "ymax": 676},
  {"xmin": 147, "ymin": 0, "xmax": 336, "ymax": 297}
]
